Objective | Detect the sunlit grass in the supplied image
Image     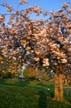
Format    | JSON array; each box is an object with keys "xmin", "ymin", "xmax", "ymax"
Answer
[
  {"xmin": 0, "ymin": 79, "xmax": 71, "ymax": 108},
  {"xmin": 4, "ymin": 79, "xmax": 19, "ymax": 84}
]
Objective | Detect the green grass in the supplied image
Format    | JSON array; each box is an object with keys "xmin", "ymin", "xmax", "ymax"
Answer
[{"xmin": 0, "ymin": 79, "xmax": 71, "ymax": 108}]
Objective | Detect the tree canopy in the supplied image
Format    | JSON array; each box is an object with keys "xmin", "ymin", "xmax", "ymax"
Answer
[{"xmin": 0, "ymin": 1, "xmax": 71, "ymax": 73}]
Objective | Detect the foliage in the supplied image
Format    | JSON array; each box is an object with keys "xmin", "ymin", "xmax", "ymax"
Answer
[
  {"xmin": 24, "ymin": 66, "xmax": 39, "ymax": 79},
  {"xmin": 0, "ymin": 1, "xmax": 71, "ymax": 74}
]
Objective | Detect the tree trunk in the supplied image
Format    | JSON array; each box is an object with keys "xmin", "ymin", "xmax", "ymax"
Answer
[{"xmin": 54, "ymin": 73, "xmax": 64, "ymax": 101}]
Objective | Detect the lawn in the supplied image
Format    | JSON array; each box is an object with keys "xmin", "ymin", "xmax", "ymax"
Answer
[{"xmin": 0, "ymin": 79, "xmax": 71, "ymax": 108}]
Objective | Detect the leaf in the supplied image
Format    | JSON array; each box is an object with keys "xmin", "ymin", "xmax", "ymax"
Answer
[
  {"xmin": 8, "ymin": 19, "xmax": 13, "ymax": 25},
  {"xmin": 10, "ymin": 14, "xmax": 15, "ymax": 19},
  {"xmin": 67, "ymin": 9, "xmax": 71, "ymax": 14},
  {"xmin": 34, "ymin": 6, "xmax": 41, "ymax": 15},
  {"xmin": 33, "ymin": 57, "xmax": 39, "ymax": 61},
  {"xmin": 61, "ymin": 59, "xmax": 67, "ymax": 63},
  {"xmin": 43, "ymin": 11, "xmax": 48, "ymax": 16},
  {"xmin": 20, "ymin": 0, "xmax": 27, "ymax": 4},
  {"xmin": 0, "ymin": 15, "xmax": 5, "ymax": 22},
  {"xmin": 6, "ymin": 5, "xmax": 12, "ymax": 12},
  {"xmin": 35, "ymin": 49, "xmax": 41, "ymax": 55},
  {"xmin": 62, "ymin": 2, "xmax": 69, "ymax": 8}
]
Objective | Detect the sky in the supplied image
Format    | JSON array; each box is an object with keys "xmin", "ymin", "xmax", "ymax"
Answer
[
  {"xmin": 0, "ymin": 0, "xmax": 71, "ymax": 22},
  {"xmin": 0, "ymin": 0, "xmax": 71, "ymax": 12}
]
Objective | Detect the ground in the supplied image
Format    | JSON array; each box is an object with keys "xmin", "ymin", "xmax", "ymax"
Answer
[{"xmin": 0, "ymin": 79, "xmax": 71, "ymax": 108}]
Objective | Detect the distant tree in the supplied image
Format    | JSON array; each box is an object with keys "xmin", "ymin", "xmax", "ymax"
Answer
[{"xmin": 0, "ymin": 54, "xmax": 19, "ymax": 78}]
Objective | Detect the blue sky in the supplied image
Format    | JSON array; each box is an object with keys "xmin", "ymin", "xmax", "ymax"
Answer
[
  {"xmin": 0, "ymin": 0, "xmax": 71, "ymax": 13},
  {"xmin": 0, "ymin": 0, "xmax": 71, "ymax": 23}
]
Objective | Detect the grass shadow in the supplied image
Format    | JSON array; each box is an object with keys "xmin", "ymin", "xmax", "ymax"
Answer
[
  {"xmin": 0, "ymin": 79, "xmax": 30, "ymax": 88},
  {"xmin": 38, "ymin": 90, "xmax": 47, "ymax": 108}
]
